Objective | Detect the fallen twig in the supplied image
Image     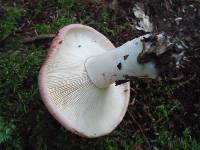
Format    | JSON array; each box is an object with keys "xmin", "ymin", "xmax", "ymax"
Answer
[
  {"xmin": 21, "ymin": 34, "xmax": 56, "ymax": 44},
  {"xmin": 177, "ymin": 73, "xmax": 196, "ymax": 88},
  {"xmin": 169, "ymin": 73, "xmax": 184, "ymax": 81},
  {"xmin": 128, "ymin": 110, "xmax": 152, "ymax": 150}
]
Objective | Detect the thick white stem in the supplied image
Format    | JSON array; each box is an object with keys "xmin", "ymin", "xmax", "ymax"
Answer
[{"xmin": 85, "ymin": 35, "xmax": 158, "ymax": 88}]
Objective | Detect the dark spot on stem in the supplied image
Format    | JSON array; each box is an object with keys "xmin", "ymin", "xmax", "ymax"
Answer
[
  {"xmin": 124, "ymin": 54, "xmax": 129, "ymax": 60},
  {"xmin": 124, "ymin": 89, "xmax": 128, "ymax": 92},
  {"xmin": 117, "ymin": 63, "xmax": 122, "ymax": 70},
  {"xmin": 115, "ymin": 80, "xmax": 129, "ymax": 86},
  {"xmin": 59, "ymin": 40, "xmax": 62, "ymax": 44}
]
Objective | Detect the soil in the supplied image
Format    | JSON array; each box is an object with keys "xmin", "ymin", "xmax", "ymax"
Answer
[
  {"xmin": 123, "ymin": 0, "xmax": 200, "ymax": 140},
  {"xmin": 108, "ymin": 0, "xmax": 200, "ymax": 141}
]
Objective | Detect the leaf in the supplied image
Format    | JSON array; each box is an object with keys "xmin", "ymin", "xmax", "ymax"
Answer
[{"xmin": 133, "ymin": 5, "xmax": 153, "ymax": 32}]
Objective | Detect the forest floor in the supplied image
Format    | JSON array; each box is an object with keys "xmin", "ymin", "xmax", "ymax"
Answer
[{"xmin": 0, "ymin": 0, "xmax": 200, "ymax": 149}]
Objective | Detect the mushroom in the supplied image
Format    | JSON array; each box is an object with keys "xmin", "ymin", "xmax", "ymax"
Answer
[{"xmin": 38, "ymin": 24, "xmax": 181, "ymax": 138}]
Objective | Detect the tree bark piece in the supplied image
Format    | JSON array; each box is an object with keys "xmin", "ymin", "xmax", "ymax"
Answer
[{"xmin": 21, "ymin": 34, "xmax": 55, "ymax": 44}]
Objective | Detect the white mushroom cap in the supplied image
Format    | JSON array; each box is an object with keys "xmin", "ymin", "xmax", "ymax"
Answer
[{"xmin": 38, "ymin": 24, "xmax": 130, "ymax": 137}]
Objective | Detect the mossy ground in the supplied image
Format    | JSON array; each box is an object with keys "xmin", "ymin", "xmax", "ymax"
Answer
[{"xmin": 0, "ymin": 1, "xmax": 200, "ymax": 149}]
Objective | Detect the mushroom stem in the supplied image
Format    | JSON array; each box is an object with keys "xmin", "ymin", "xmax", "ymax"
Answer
[{"xmin": 85, "ymin": 34, "xmax": 159, "ymax": 88}]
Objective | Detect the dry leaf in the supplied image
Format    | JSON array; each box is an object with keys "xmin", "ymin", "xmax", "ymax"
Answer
[{"xmin": 133, "ymin": 5, "xmax": 153, "ymax": 32}]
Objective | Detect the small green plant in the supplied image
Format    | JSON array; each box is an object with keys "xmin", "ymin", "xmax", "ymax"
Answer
[
  {"xmin": 96, "ymin": 8, "xmax": 114, "ymax": 35},
  {"xmin": 58, "ymin": 0, "xmax": 74, "ymax": 17},
  {"xmin": 0, "ymin": 117, "xmax": 16, "ymax": 143},
  {"xmin": 0, "ymin": 6, "xmax": 22, "ymax": 40},
  {"xmin": 52, "ymin": 17, "xmax": 75, "ymax": 31},
  {"xmin": 155, "ymin": 105, "xmax": 169, "ymax": 118},
  {"xmin": 0, "ymin": 47, "xmax": 46, "ymax": 149},
  {"xmin": 34, "ymin": 24, "xmax": 52, "ymax": 34},
  {"xmin": 34, "ymin": 17, "xmax": 76, "ymax": 34},
  {"xmin": 155, "ymin": 128, "xmax": 200, "ymax": 150}
]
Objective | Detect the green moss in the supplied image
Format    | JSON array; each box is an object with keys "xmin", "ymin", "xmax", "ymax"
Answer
[
  {"xmin": 52, "ymin": 17, "xmax": 76, "ymax": 31},
  {"xmin": 34, "ymin": 17, "xmax": 76, "ymax": 34},
  {"xmin": 0, "ymin": 6, "xmax": 23, "ymax": 40},
  {"xmin": 34, "ymin": 24, "xmax": 52, "ymax": 34},
  {"xmin": 155, "ymin": 128, "xmax": 200, "ymax": 150},
  {"xmin": 96, "ymin": 8, "xmax": 114, "ymax": 35},
  {"xmin": 58, "ymin": 0, "xmax": 74, "ymax": 17},
  {"xmin": 0, "ymin": 117, "xmax": 16, "ymax": 143},
  {"xmin": 155, "ymin": 105, "xmax": 169, "ymax": 118}
]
